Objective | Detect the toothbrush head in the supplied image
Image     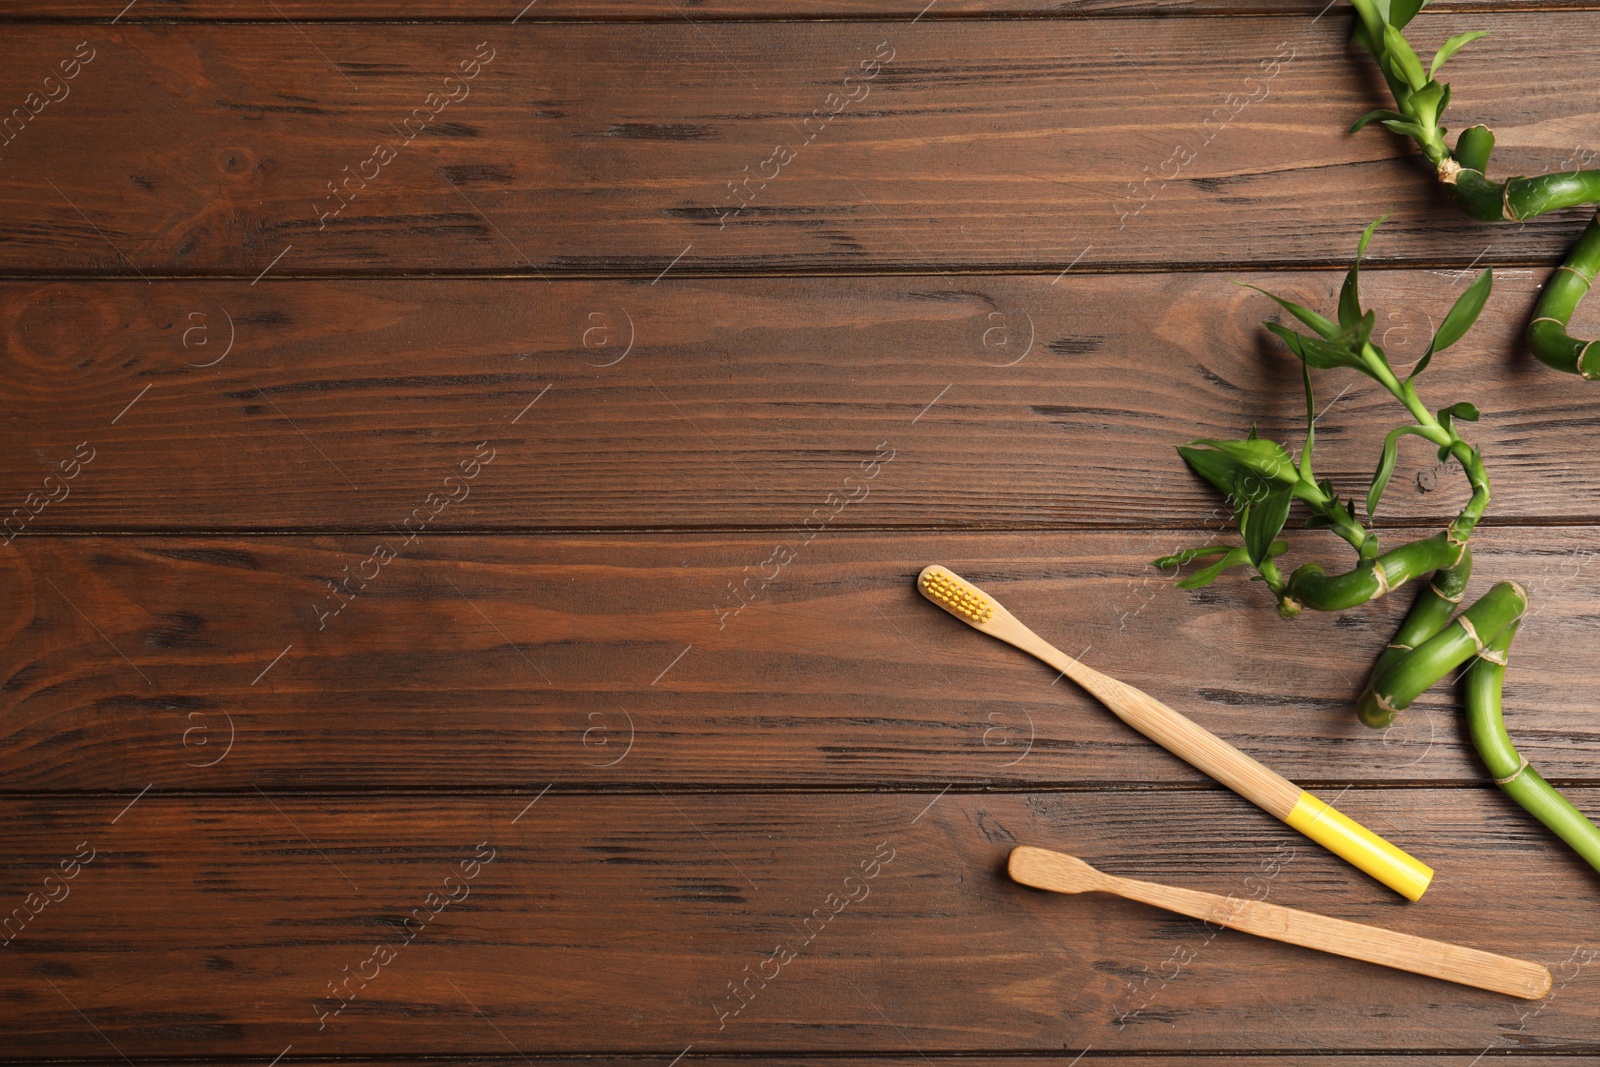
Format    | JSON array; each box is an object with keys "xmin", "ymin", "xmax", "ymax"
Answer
[{"xmin": 917, "ymin": 565, "xmax": 996, "ymax": 626}]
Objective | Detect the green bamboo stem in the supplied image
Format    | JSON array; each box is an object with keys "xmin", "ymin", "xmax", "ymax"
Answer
[
  {"xmin": 1369, "ymin": 547, "xmax": 1471, "ymax": 680},
  {"xmin": 1292, "ymin": 478, "xmax": 1376, "ymax": 559},
  {"xmin": 1464, "ymin": 619, "xmax": 1600, "ymax": 875},
  {"xmin": 1357, "ymin": 343, "xmax": 1492, "ymax": 541},
  {"xmin": 1280, "ymin": 529, "xmax": 1463, "ymax": 616},
  {"xmin": 1443, "ymin": 143, "xmax": 1600, "ymax": 378},
  {"xmin": 1356, "ymin": 579, "xmax": 1526, "ymax": 728},
  {"xmin": 1527, "ymin": 210, "xmax": 1600, "ymax": 379},
  {"xmin": 1437, "ymin": 125, "xmax": 1600, "ymax": 377},
  {"xmin": 1441, "ymin": 146, "xmax": 1600, "ymax": 224}
]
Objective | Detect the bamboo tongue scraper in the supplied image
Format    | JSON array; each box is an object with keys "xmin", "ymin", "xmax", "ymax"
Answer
[
  {"xmin": 1009, "ymin": 846, "xmax": 1550, "ymax": 999},
  {"xmin": 917, "ymin": 565, "xmax": 1435, "ymax": 901}
]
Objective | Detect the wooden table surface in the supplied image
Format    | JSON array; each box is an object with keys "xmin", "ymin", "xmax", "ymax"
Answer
[{"xmin": 4, "ymin": 1, "xmax": 1600, "ymax": 1064}]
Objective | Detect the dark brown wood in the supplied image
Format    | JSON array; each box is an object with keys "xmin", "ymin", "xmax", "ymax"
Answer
[
  {"xmin": 3, "ymin": 271, "xmax": 1598, "ymax": 533},
  {"xmin": 4, "ymin": 527, "xmax": 1598, "ymax": 791},
  {"xmin": 0, "ymin": 17, "xmax": 1596, "ymax": 275},
  {"xmin": 4, "ymin": 790, "xmax": 1598, "ymax": 1059},
  {"xmin": 53, "ymin": 1062, "xmax": 1600, "ymax": 1067},
  {"xmin": 5, "ymin": 3, "xmax": 1600, "ymax": 1063},
  {"xmin": 2, "ymin": 1, "xmax": 1582, "ymax": 18}
]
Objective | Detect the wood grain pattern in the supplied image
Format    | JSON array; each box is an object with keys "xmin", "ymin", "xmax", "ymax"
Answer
[
  {"xmin": 51, "ymin": 1061, "xmax": 1600, "ymax": 1067},
  {"xmin": 5, "ymin": 2, "xmax": 1600, "ymax": 1061},
  {"xmin": 1, "ymin": 17, "xmax": 1599, "ymax": 274},
  {"xmin": 3, "ymin": 1, "xmax": 1582, "ymax": 18},
  {"xmin": 3, "ymin": 790, "xmax": 1598, "ymax": 1058},
  {"xmin": 43, "ymin": 1061, "xmax": 1600, "ymax": 1067},
  {"xmin": 3, "ymin": 271, "xmax": 1598, "ymax": 532},
  {"xmin": 4, "ymin": 528, "xmax": 1598, "ymax": 791}
]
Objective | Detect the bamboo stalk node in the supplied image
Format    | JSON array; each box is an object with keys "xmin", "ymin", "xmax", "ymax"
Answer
[
  {"xmin": 1387, "ymin": 642, "xmax": 1413, "ymax": 652},
  {"xmin": 1436, "ymin": 158, "xmax": 1463, "ymax": 184},
  {"xmin": 1581, "ymin": 341, "xmax": 1600, "ymax": 380},
  {"xmin": 1459, "ymin": 616, "xmax": 1485, "ymax": 655},
  {"xmin": 1371, "ymin": 563, "xmax": 1392, "ymax": 598},
  {"xmin": 1427, "ymin": 580, "xmax": 1463, "ymax": 603},
  {"xmin": 1556, "ymin": 265, "xmax": 1595, "ymax": 288},
  {"xmin": 1478, "ymin": 647, "xmax": 1509, "ymax": 666},
  {"xmin": 1494, "ymin": 756, "xmax": 1531, "ymax": 786}
]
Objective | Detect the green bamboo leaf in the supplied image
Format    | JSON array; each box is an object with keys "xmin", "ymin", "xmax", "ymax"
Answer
[
  {"xmin": 1437, "ymin": 400, "xmax": 1481, "ymax": 443},
  {"xmin": 1265, "ymin": 321, "xmax": 1307, "ymax": 358},
  {"xmin": 1349, "ymin": 109, "xmax": 1406, "ymax": 134},
  {"xmin": 1187, "ymin": 437, "xmax": 1298, "ymax": 484},
  {"xmin": 1303, "ymin": 513, "xmax": 1334, "ymax": 529},
  {"xmin": 1431, "ymin": 30, "xmax": 1488, "ymax": 78},
  {"xmin": 1269, "ymin": 323, "xmax": 1372, "ymax": 376},
  {"xmin": 1383, "ymin": 24, "xmax": 1429, "ymax": 90},
  {"xmin": 1356, "ymin": 212, "xmax": 1382, "ymax": 255},
  {"xmin": 1352, "ymin": 20, "xmax": 1379, "ymax": 57},
  {"xmin": 1239, "ymin": 283, "xmax": 1340, "ymax": 338},
  {"xmin": 1367, "ymin": 425, "xmax": 1433, "ymax": 518},
  {"xmin": 1347, "ymin": 308, "xmax": 1378, "ymax": 349},
  {"xmin": 1173, "ymin": 542, "xmax": 1287, "ymax": 589},
  {"xmin": 1244, "ymin": 483, "xmax": 1294, "ymax": 567},
  {"xmin": 1175, "ymin": 547, "xmax": 1250, "ymax": 589},
  {"xmin": 1429, "ymin": 267, "xmax": 1493, "ymax": 355},
  {"xmin": 1299, "ymin": 334, "xmax": 1366, "ymax": 372},
  {"xmin": 1298, "ymin": 359, "xmax": 1316, "ymax": 481},
  {"xmin": 1339, "ymin": 215, "xmax": 1391, "ymax": 328},
  {"xmin": 1407, "ymin": 81, "xmax": 1444, "ymax": 122},
  {"xmin": 1380, "ymin": 118, "xmax": 1433, "ymax": 141},
  {"xmin": 1177, "ymin": 444, "xmax": 1245, "ymax": 499},
  {"xmin": 1347, "ymin": 0, "xmax": 1385, "ymax": 54},
  {"xmin": 1152, "ymin": 544, "xmax": 1235, "ymax": 569},
  {"xmin": 1390, "ymin": 0, "xmax": 1427, "ymax": 29}
]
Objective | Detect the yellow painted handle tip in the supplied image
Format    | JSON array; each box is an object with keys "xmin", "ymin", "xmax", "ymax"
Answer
[{"xmin": 1287, "ymin": 792, "xmax": 1434, "ymax": 901}]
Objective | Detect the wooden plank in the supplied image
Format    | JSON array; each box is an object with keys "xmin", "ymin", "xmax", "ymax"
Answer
[
  {"xmin": 3, "ymin": 789, "xmax": 1597, "ymax": 1057},
  {"xmin": 4, "ymin": 527, "xmax": 1597, "ymax": 791},
  {"xmin": 3, "ymin": 271, "xmax": 1598, "ymax": 533},
  {"xmin": 46, "ymin": 1062, "xmax": 1587, "ymax": 1067},
  {"xmin": 2, "ymin": 1, "xmax": 1580, "ymax": 19},
  {"xmin": 0, "ymin": 16, "xmax": 1595, "ymax": 274}
]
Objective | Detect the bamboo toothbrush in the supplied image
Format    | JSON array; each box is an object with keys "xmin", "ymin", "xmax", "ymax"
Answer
[
  {"xmin": 1009, "ymin": 845, "xmax": 1550, "ymax": 1000},
  {"xmin": 917, "ymin": 564, "xmax": 1435, "ymax": 901}
]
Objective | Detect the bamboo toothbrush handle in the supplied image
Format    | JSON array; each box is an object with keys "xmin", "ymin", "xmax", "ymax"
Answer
[
  {"xmin": 916, "ymin": 565, "xmax": 1434, "ymax": 901},
  {"xmin": 1103, "ymin": 869, "xmax": 1552, "ymax": 1000},
  {"xmin": 1010, "ymin": 629, "xmax": 1433, "ymax": 902},
  {"xmin": 1049, "ymin": 652, "xmax": 1301, "ymax": 814}
]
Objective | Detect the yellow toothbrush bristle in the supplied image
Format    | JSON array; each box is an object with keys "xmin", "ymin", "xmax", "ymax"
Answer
[{"xmin": 918, "ymin": 566, "xmax": 995, "ymax": 625}]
